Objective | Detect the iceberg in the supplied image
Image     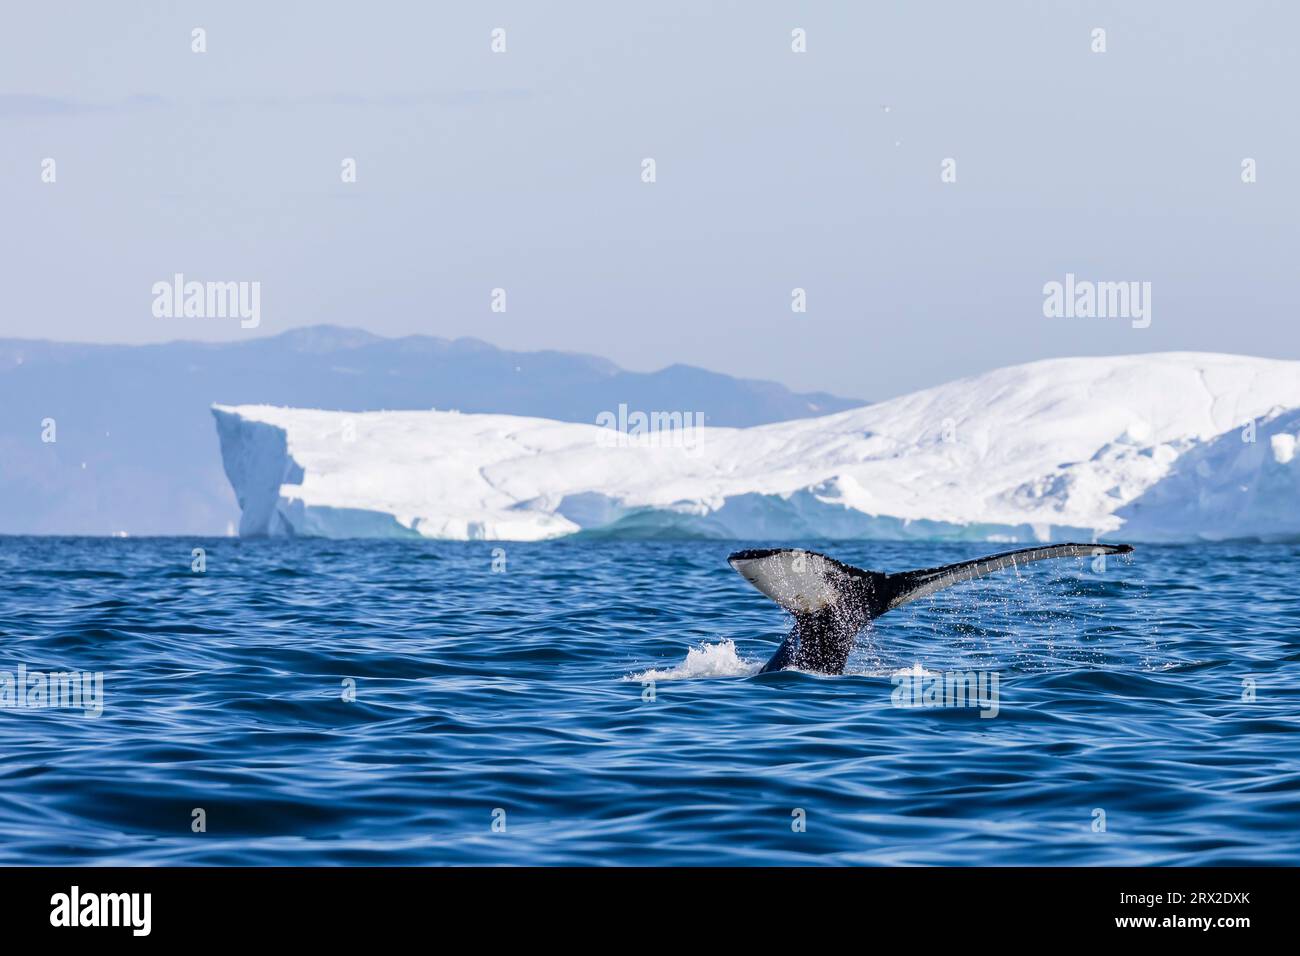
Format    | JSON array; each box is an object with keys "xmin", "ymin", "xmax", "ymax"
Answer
[{"xmin": 213, "ymin": 353, "xmax": 1300, "ymax": 543}]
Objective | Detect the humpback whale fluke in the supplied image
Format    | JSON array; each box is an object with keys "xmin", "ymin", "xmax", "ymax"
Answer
[{"xmin": 728, "ymin": 543, "xmax": 1135, "ymax": 675}]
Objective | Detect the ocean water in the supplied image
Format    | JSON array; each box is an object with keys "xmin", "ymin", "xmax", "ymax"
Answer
[{"xmin": 0, "ymin": 536, "xmax": 1297, "ymax": 866}]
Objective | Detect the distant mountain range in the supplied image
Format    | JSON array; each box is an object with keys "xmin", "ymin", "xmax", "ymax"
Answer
[{"xmin": 0, "ymin": 326, "xmax": 863, "ymax": 535}]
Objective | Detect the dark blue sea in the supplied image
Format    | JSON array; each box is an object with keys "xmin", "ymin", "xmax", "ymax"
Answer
[{"xmin": 1, "ymin": 537, "xmax": 1297, "ymax": 865}]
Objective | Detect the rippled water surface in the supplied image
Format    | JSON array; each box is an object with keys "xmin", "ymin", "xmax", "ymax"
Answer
[{"xmin": 0, "ymin": 537, "xmax": 1296, "ymax": 865}]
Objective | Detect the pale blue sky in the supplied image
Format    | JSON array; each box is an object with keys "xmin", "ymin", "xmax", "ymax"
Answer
[{"xmin": 2, "ymin": 0, "xmax": 1296, "ymax": 398}]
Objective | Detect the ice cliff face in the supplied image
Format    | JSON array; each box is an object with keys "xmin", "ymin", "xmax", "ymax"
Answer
[{"xmin": 212, "ymin": 353, "xmax": 1300, "ymax": 542}]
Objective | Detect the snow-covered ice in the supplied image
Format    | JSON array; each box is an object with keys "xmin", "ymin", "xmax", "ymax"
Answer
[{"xmin": 213, "ymin": 353, "xmax": 1300, "ymax": 542}]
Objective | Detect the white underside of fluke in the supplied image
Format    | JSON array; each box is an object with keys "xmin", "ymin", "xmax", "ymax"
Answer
[{"xmin": 727, "ymin": 550, "xmax": 846, "ymax": 614}]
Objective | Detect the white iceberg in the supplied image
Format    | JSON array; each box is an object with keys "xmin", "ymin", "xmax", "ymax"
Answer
[{"xmin": 212, "ymin": 353, "xmax": 1300, "ymax": 542}]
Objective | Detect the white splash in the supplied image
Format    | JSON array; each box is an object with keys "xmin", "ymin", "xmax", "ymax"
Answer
[
  {"xmin": 626, "ymin": 640, "xmax": 761, "ymax": 681},
  {"xmin": 891, "ymin": 662, "xmax": 938, "ymax": 679}
]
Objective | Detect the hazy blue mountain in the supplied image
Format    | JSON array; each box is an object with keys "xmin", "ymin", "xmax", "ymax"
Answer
[{"xmin": 0, "ymin": 326, "xmax": 863, "ymax": 535}]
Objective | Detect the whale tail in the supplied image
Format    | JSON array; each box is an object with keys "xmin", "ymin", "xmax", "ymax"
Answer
[{"xmin": 728, "ymin": 542, "xmax": 1134, "ymax": 674}]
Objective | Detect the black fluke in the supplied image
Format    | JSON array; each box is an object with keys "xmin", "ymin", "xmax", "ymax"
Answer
[{"xmin": 727, "ymin": 543, "xmax": 1134, "ymax": 675}]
